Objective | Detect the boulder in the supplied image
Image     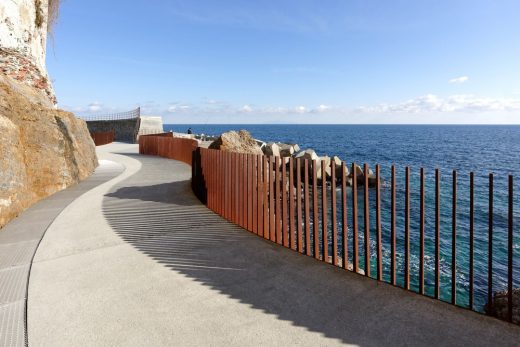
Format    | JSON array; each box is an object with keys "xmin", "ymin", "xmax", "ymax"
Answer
[
  {"xmin": 294, "ymin": 149, "xmax": 319, "ymax": 162},
  {"xmin": 317, "ymin": 156, "xmax": 332, "ymax": 180},
  {"xmin": 0, "ymin": 74, "xmax": 98, "ymax": 229},
  {"xmin": 208, "ymin": 130, "xmax": 263, "ymax": 155},
  {"xmin": 486, "ymin": 288, "xmax": 520, "ymax": 324},
  {"xmin": 264, "ymin": 142, "xmax": 281, "ymax": 157},
  {"xmin": 279, "ymin": 143, "xmax": 295, "ymax": 157},
  {"xmin": 291, "ymin": 144, "xmax": 300, "ymax": 152}
]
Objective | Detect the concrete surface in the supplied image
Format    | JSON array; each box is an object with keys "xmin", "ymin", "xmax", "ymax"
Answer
[
  {"xmin": 0, "ymin": 158, "xmax": 124, "ymax": 347},
  {"xmin": 28, "ymin": 143, "xmax": 520, "ymax": 346}
]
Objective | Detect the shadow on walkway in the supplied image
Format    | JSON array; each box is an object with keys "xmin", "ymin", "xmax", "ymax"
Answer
[{"xmin": 102, "ymin": 154, "xmax": 519, "ymax": 346}]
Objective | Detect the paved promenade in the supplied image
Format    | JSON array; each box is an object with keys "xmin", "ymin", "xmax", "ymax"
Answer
[{"xmin": 10, "ymin": 143, "xmax": 518, "ymax": 346}]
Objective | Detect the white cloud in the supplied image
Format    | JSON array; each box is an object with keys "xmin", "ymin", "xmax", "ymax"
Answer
[
  {"xmin": 449, "ymin": 76, "xmax": 469, "ymax": 84},
  {"xmin": 296, "ymin": 106, "xmax": 307, "ymax": 113},
  {"xmin": 242, "ymin": 105, "xmax": 253, "ymax": 112},
  {"xmin": 317, "ymin": 104, "xmax": 330, "ymax": 112},
  {"xmin": 88, "ymin": 102, "xmax": 102, "ymax": 112},
  {"xmin": 357, "ymin": 94, "xmax": 520, "ymax": 114}
]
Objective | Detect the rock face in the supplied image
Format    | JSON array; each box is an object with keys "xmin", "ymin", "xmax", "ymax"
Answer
[
  {"xmin": 208, "ymin": 130, "xmax": 263, "ymax": 155},
  {"xmin": 0, "ymin": 0, "xmax": 57, "ymax": 103},
  {"xmin": 0, "ymin": 74, "xmax": 98, "ymax": 228}
]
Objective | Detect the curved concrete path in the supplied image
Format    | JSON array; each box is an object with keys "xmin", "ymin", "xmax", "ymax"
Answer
[
  {"xmin": 28, "ymin": 143, "xmax": 520, "ymax": 346},
  {"xmin": 0, "ymin": 158, "xmax": 124, "ymax": 347}
]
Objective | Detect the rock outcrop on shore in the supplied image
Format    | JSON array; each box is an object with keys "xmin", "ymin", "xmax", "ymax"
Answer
[
  {"xmin": 0, "ymin": 74, "xmax": 98, "ymax": 228},
  {"xmin": 208, "ymin": 130, "xmax": 263, "ymax": 155},
  {"xmin": 486, "ymin": 288, "xmax": 520, "ymax": 325}
]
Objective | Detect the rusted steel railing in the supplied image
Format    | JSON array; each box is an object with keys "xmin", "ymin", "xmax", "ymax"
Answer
[
  {"xmin": 140, "ymin": 135, "xmax": 518, "ymax": 325},
  {"xmin": 90, "ymin": 131, "xmax": 114, "ymax": 146},
  {"xmin": 139, "ymin": 133, "xmax": 197, "ymax": 165}
]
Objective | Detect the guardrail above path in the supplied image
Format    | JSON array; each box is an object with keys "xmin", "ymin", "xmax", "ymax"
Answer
[{"xmin": 139, "ymin": 134, "xmax": 518, "ymax": 326}]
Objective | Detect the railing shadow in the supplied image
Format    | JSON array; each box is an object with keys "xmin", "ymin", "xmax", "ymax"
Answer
[{"xmin": 102, "ymin": 153, "xmax": 519, "ymax": 346}]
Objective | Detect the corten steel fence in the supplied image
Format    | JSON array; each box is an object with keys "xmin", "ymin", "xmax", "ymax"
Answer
[
  {"xmin": 90, "ymin": 131, "xmax": 114, "ymax": 146},
  {"xmin": 139, "ymin": 133, "xmax": 197, "ymax": 165},
  {"xmin": 140, "ymin": 135, "xmax": 518, "ymax": 324},
  {"xmin": 78, "ymin": 107, "xmax": 141, "ymax": 122}
]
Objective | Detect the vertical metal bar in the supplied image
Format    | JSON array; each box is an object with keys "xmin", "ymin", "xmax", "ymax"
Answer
[
  {"xmin": 217, "ymin": 151, "xmax": 221, "ymax": 216},
  {"xmin": 249, "ymin": 155, "xmax": 254, "ymax": 231},
  {"xmin": 420, "ymin": 167, "xmax": 425, "ymax": 294},
  {"xmin": 239, "ymin": 154, "xmax": 244, "ymax": 226},
  {"xmin": 263, "ymin": 156, "xmax": 269, "ymax": 240},
  {"xmin": 508, "ymin": 175, "xmax": 513, "ymax": 323},
  {"xmin": 376, "ymin": 164, "xmax": 382, "ymax": 280},
  {"xmin": 257, "ymin": 155, "xmax": 264, "ymax": 237},
  {"xmin": 322, "ymin": 160, "xmax": 328, "ymax": 263},
  {"xmin": 435, "ymin": 168, "xmax": 441, "ymax": 299},
  {"xmin": 313, "ymin": 160, "xmax": 319, "ymax": 259},
  {"xmin": 352, "ymin": 163, "xmax": 359, "ymax": 273},
  {"xmin": 244, "ymin": 154, "xmax": 251, "ymax": 231},
  {"xmin": 331, "ymin": 161, "xmax": 338, "ymax": 266},
  {"xmin": 289, "ymin": 158, "xmax": 295, "ymax": 249},
  {"xmin": 391, "ymin": 165, "xmax": 396, "ymax": 285},
  {"xmin": 226, "ymin": 153, "xmax": 230, "ymax": 220},
  {"xmin": 269, "ymin": 157, "xmax": 276, "ymax": 242},
  {"xmin": 296, "ymin": 158, "xmax": 303, "ymax": 252},
  {"xmin": 364, "ymin": 163, "xmax": 370, "ymax": 276},
  {"xmin": 488, "ymin": 173, "xmax": 493, "ymax": 309},
  {"xmin": 405, "ymin": 166, "xmax": 410, "ymax": 290},
  {"xmin": 236, "ymin": 153, "xmax": 240, "ymax": 225},
  {"xmin": 304, "ymin": 160, "xmax": 311, "ymax": 255},
  {"xmin": 452, "ymin": 170, "xmax": 457, "ymax": 305},
  {"xmin": 251, "ymin": 155, "xmax": 257, "ymax": 233},
  {"xmin": 342, "ymin": 162, "xmax": 349, "ymax": 270},
  {"xmin": 469, "ymin": 172, "xmax": 474, "ymax": 310},
  {"xmin": 282, "ymin": 161, "xmax": 288, "ymax": 248},
  {"xmin": 230, "ymin": 153, "xmax": 235, "ymax": 223},
  {"xmin": 275, "ymin": 157, "xmax": 282, "ymax": 244}
]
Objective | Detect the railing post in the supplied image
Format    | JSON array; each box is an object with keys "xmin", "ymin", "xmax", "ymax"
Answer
[
  {"xmin": 508, "ymin": 175, "xmax": 514, "ymax": 323},
  {"xmin": 322, "ymin": 160, "xmax": 328, "ymax": 263},
  {"xmin": 352, "ymin": 163, "xmax": 359, "ymax": 273},
  {"xmin": 435, "ymin": 168, "xmax": 441, "ymax": 299},
  {"xmin": 364, "ymin": 163, "xmax": 370, "ymax": 276},
  {"xmin": 376, "ymin": 164, "xmax": 382, "ymax": 280},
  {"xmin": 342, "ymin": 162, "xmax": 349, "ymax": 270},
  {"xmin": 304, "ymin": 160, "xmax": 311, "ymax": 255},
  {"xmin": 331, "ymin": 160, "xmax": 338, "ymax": 266},
  {"xmin": 405, "ymin": 166, "xmax": 410, "ymax": 290},
  {"xmin": 391, "ymin": 165, "xmax": 396, "ymax": 285},
  {"xmin": 488, "ymin": 173, "xmax": 494, "ymax": 310},
  {"xmin": 452, "ymin": 170, "xmax": 457, "ymax": 305}
]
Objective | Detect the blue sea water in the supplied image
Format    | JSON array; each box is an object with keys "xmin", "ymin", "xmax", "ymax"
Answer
[{"xmin": 165, "ymin": 124, "xmax": 520, "ymax": 311}]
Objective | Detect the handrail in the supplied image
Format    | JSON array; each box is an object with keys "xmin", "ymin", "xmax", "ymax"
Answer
[{"xmin": 78, "ymin": 107, "xmax": 141, "ymax": 122}]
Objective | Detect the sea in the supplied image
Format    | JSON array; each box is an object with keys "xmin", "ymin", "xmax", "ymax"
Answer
[{"xmin": 164, "ymin": 124, "xmax": 520, "ymax": 311}]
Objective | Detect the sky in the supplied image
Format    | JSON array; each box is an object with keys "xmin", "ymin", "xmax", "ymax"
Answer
[{"xmin": 47, "ymin": 0, "xmax": 520, "ymax": 124}]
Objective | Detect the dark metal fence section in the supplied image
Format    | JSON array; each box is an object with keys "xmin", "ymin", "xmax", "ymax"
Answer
[
  {"xmin": 78, "ymin": 107, "xmax": 141, "ymax": 122},
  {"xmin": 139, "ymin": 135, "xmax": 517, "ymax": 325},
  {"xmin": 90, "ymin": 131, "xmax": 114, "ymax": 146}
]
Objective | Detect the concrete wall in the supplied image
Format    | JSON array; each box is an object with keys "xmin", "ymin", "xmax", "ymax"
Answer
[
  {"xmin": 0, "ymin": 0, "xmax": 56, "ymax": 103},
  {"xmin": 86, "ymin": 118, "xmax": 140, "ymax": 143},
  {"xmin": 137, "ymin": 116, "xmax": 164, "ymax": 138}
]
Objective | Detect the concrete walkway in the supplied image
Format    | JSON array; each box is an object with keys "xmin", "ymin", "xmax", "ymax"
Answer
[
  {"xmin": 26, "ymin": 143, "xmax": 520, "ymax": 346},
  {"xmin": 0, "ymin": 158, "xmax": 124, "ymax": 347}
]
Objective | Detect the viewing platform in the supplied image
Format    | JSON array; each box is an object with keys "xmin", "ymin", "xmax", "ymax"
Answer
[{"xmin": 2, "ymin": 143, "xmax": 519, "ymax": 346}]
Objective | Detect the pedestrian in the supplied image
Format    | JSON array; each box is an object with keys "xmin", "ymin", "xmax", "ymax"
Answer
[{"xmin": 187, "ymin": 127, "xmax": 192, "ymax": 134}]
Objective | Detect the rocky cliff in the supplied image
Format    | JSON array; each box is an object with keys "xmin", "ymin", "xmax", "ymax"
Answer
[
  {"xmin": 0, "ymin": 74, "xmax": 98, "ymax": 228},
  {"xmin": 0, "ymin": 0, "xmax": 57, "ymax": 103}
]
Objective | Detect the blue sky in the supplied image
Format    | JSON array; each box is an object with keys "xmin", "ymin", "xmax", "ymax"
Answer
[{"xmin": 47, "ymin": 0, "xmax": 520, "ymax": 123}]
